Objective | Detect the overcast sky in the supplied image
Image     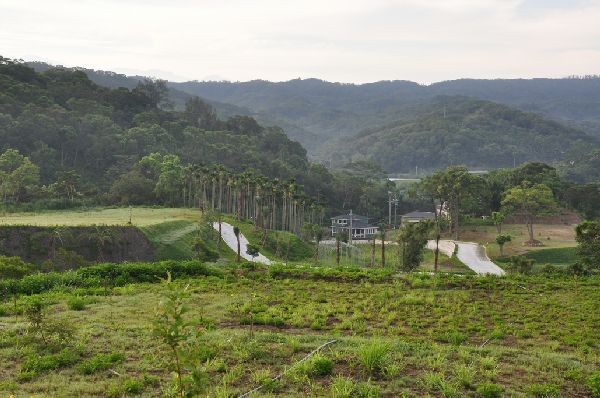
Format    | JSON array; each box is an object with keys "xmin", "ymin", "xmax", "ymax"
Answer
[{"xmin": 1, "ymin": 0, "xmax": 599, "ymax": 83}]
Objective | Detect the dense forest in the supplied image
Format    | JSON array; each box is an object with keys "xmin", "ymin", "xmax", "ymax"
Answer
[
  {"xmin": 169, "ymin": 76, "xmax": 600, "ymax": 152},
  {"xmin": 26, "ymin": 62, "xmax": 600, "ymax": 173},
  {"xmin": 328, "ymin": 97, "xmax": 596, "ymax": 172},
  {"xmin": 0, "ymin": 57, "xmax": 396, "ymax": 220}
]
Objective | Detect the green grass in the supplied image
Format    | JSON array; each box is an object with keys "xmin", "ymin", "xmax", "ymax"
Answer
[
  {"xmin": 141, "ymin": 220, "xmax": 202, "ymax": 260},
  {"xmin": 1, "ymin": 265, "xmax": 598, "ymax": 397},
  {"xmin": 222, "ymin": 216, "xmax": 314, "ymax": 262},
  {"xmin": 458, "ymin": 224, "xmax": 577, "ymax": 259},
  {"xmin": 523, "ymin": 247, "xmax": 578, "ymax": 267}
]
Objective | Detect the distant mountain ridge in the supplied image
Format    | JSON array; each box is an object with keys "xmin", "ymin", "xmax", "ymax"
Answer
[
  {"xmin": 26, "ymin": 61, "xmax": 600, "ymax": 170},
  {"xmin": 326, "ymin": 96, "xmax": 597, "ymax": 173},
  {"xmin": 170, "ymin": 76, "xmax": 600, "ymax": 153}
]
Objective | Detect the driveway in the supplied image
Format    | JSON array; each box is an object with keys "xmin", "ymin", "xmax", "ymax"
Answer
[
  {"xmin": 212, "ymin": 222, "xmax": 272, "ymax": 265},
  {"xmin": 454, "ymin": 242, "xmax": 505, "ymax": 275}
]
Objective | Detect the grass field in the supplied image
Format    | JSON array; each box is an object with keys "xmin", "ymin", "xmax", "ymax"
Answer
[
  {"xmin": 0, "ymin": 207, "xmax": 201, "ymax": 227},
  {"xmin": 1, "ymin": 266, "xmax": 598, "ymax": 397}
]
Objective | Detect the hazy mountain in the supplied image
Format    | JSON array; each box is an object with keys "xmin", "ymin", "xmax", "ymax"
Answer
[
  {"xmin": 170, "ymin": 77, "xmax": 600, "ymax": 153},
  {"xmin": 326, "ymin": 97, "xmax": 597, "ymax": 173},
  {"xmin": 25, "ymin": 61, "xmax": 600, "ymax": 169}
]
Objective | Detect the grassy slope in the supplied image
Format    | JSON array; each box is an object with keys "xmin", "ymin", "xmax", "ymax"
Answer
[
  {"xmin": 1, "ymin": 269, "xmax": 598, "ymax": 397},
  {"xmin": 222, "ymin": 216, "xmax": 314, "ymax": 262},
  {"xmin": 458, "ymin": 224, "xmax": 577, "ymax": 259}
]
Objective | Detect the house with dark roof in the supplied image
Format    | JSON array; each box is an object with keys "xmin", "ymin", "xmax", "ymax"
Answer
[
  {"xmin": 401, "ymin": 211, "xmax": 436, "ymax": 223},
  {"xmin": 331, "ymin": 213, "xmax": 379, "ymax": 239}
]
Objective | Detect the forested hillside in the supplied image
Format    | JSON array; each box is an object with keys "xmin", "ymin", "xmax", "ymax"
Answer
[
  {"xmin": 26, "ymin": 62, "xmax": 600, "ymax": 172},
  {"xmin": 170, "ymin": 77, "xmax": 600, "ymax": 156},
  {"xmin": 328, "ymin": 97, "xmax": 596, "ymax": 173},
  {"xmin": 0, "ymin": 57, "xmax": 399, "ymax": 219}
]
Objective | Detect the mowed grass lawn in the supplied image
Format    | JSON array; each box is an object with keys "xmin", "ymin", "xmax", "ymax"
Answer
[
  {"xmin": 0, "ymin": 207, "xmax": 201, "ymax": 227},
  {"xmin": 458, "ymin": 224, "xmax": 577, "ymax": 259},
  {"xmin": 1, "ymin": 268, "xmax": 599, "ymax": 397}
]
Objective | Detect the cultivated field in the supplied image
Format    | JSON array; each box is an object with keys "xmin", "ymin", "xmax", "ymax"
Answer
[{"xmin": 1, "ymin": 265, "xmax": 598, "ymax": 397}]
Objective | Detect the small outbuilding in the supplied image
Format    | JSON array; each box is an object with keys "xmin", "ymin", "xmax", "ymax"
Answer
[{"xmin": 401, "ymin": 211, "xmax": 436, "ymax": 224}]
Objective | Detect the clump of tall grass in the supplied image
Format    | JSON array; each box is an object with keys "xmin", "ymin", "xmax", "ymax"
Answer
[{"xmin": 358, "ymin": 341, "xmax": 390, "ymax": 376}]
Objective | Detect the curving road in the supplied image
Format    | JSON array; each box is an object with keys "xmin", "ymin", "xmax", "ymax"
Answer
[
  {"xmin": 427, "ymin": 239, "xmax": 505, "ymax": 275},
  {"xmin": 212, "ymin": 222, "xmax": 272, "ymax": 265},
  {"xmin": 454, "ymin": 242, "xmax": 505, "ymax": 275}
]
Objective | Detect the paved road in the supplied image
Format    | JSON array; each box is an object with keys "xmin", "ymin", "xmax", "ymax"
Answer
[
  {"xmin": 454, "ymin": 242, "xmax": 505, "ymax": 275},
  {"xmin": 426, "ymin": 240, "xmax": 455, "ymax": 257},
  {"xmin": 212, "ymin": 222, "xmax": 272, "ymax": 265}
]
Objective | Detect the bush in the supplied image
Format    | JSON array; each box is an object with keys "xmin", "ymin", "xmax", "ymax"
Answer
[
  {"xmin": 588, "ymin": 372, "xmax": 600, "ymax": 397},
  {"xmin": 436, "ymin": 330, "xmax": 467, "ymax": 345},
  {"xmin": 0, "ymin": 255, "xmax": 35, "ymax": 279},
  {"xmin": 527, "ymin": 384, "xmax": 559, "ymax": 397},
  {"xmin": 78, "ymin": 352, "xmax": 125, "ymax": 375},
  {"xmin": 476, "ymin": 382, "xmax": 503, "ymax": 398},
  {"xmin": 358, "ymin": 341, "xmax": 389, "ymax": 376},
  {"xmin": 67, "ymin": 296, "xmax": 86, "ymax": 311},
  {"xmin": 21, "ymin": 348, "xmax": 80, "ymax": 375},
  {"xmin": 0, "ymin": 260, "xmax": 223, "ymax": 297},
  {"xmin": 309, "ymin": 354, "xmax": 333, "ymax": 376}
]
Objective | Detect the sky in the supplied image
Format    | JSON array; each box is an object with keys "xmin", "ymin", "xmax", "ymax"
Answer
[{"xmin": 1, "ymin": 0, "xmax": 599, "ymax": 84}]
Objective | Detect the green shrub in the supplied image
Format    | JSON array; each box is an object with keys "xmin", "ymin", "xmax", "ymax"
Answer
[
  {"xmin": 107, "ymin": 377, "xmax": 144, "ymax": 397},
  {"xmin": 21, "ymin": 348, "xmax": 80, "ymax": 375},
  {"xmin": 309, "ymin": 354, "xmax": 333, "ymax": 376},
  {"xmin": 588, "ymin": 372, "xmax": 600, "ymax": 397},
  {"xmin": 122, "ymin": 378, "xmax": 144, "ymax": 394},
  {"xmin": 67, "ymin": 296, "xmax": 86, "ymax": 311},
  {"xmin": 476, "ymin": 382, "xmax": 503, "ymax": 398},
  {"xmin": 0, "ymin": 255, "xmax": 34, "ymax": 279},
  {"xmin": 331, "ymin": 376, "xmax": 355, "ymax": 398},
  {"xmin": 78, "ymin": 352, "xmax": 125, "ymax": 375},
  {"xmin": 436, "ymin": 330, "xmax": 467, "ymax": 345},
  {"xmin": 358, "ymin": 341, "xmax": 389, "ymax": 375},
  {"xmin": 0, "ymin": 260, "xmax": 223, "ymax": 297},
  {"xmin": 527, "ymin": 384, "xmax": 559, "ymax": 397}
]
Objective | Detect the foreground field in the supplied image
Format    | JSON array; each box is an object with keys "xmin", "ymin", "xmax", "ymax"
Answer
[
  {"xmin": 1, "ymin": 264, "xmax": 598, "ymax": 397},
  {"xmin": 0, "ymin": 207, "xmax": 200, "ymax": 227}
]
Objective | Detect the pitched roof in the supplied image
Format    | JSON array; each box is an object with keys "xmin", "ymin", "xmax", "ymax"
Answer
[
  {"xmin": 331, "ymin": 214, "xmax": 369, "ymax": 221},
  {"xmin": 402, "ymin": 211, "xmax": 435, "ymax": 219},
  {"xmin": 332, "ymin": 220, "xmax": 378, "ymax": 229}
]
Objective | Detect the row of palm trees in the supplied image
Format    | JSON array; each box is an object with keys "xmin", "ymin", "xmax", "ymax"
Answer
[{"xmin": 179, "ymin": 164, "xmax": 325, "ymax": 235}]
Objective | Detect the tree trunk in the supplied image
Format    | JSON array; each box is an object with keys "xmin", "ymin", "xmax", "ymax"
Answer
[
  {"xmin": 370, "ymin": 236, "xmax": 375, "ymax": 267},
  {"xmin": 381, "ymin": 236, "xmax": 385, "ymax": 267},
  {"xmin": 217, "ymin": 219, "xmax": 222, "ymax": 253},
  {"xmin": 434, "ymin": 233, "xmax": 440, "ymax": 274},
  {"xmin": 236, "ymin": 235, "xmax": 241, "ymax": 262}
]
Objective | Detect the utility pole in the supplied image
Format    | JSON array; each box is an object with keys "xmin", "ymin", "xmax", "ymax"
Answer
[
  {"xmin": 349, "ymin": 209, "xmax": 353, "ymax": 247},
  {"xmin": 393, "ymin": 196, "xmax": 398, "ymax": 228},
  {"xmin": 388, "ymin": 192, "xmax": 392, "ymax": 226}
]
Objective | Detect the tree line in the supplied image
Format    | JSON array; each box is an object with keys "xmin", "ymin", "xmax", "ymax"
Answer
[{"xmin": 0, "ymin": 56, "xmax": 396, "ymax": 221}]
